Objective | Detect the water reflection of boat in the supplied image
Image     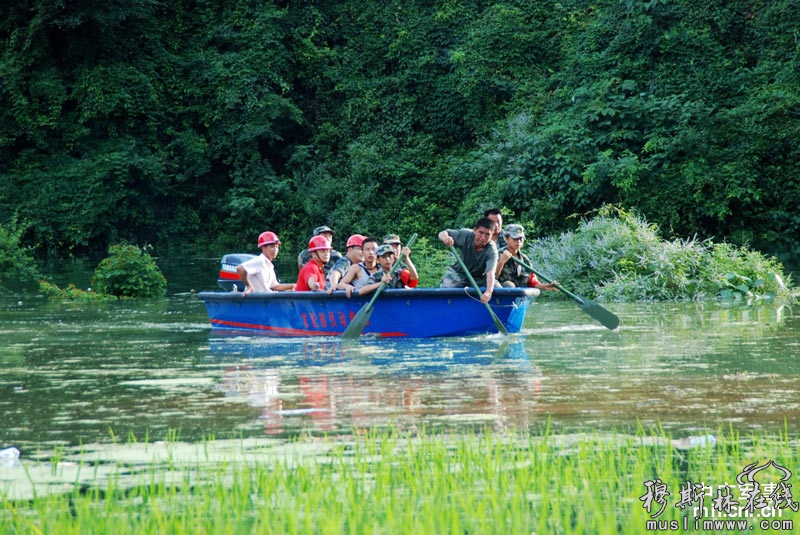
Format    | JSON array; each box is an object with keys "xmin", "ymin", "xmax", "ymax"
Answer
[
  {"xmin": 197, "ymin": 287, "xmax": 539, "ymax": 338},
  {"xmin": 211, "ymin": 338, "xmax": 541, "ymax": 435},
  {"xmin": 208, "ymin": 336, "xmax": 531, "ymax": 370}
]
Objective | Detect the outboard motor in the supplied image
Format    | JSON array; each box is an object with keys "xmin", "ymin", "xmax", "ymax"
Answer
[{"xmin": 217, "ymin": 253, "xmax": 256, "ymax": 291}]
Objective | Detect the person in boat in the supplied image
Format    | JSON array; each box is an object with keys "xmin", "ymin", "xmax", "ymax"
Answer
[
  {"xmin": 296, "ymin": 225, "xmax": 342, "ymax": 275},
  {"xmin": 382, "ymin": 234, "xmax": 403, "ymax": 261},
  {"xmin": 296, "ymin": 235, "xmax": 332, "ymax": 291},
  {"xmin": 357, "ymin": 244, "xmax": 419, "ymax": 295},
  {"xmin": 437, "ymin": 217, "xmax": 498, "ymax": 304},
  {"xmin": 383, "ymin": 234, "xmax": 416, "ymax": 276},
  {"xmin": 335, "ymin": 236, "xmax": 381, "ymax": 297},
  {"xmin": 483, "ymin": 207, "xmax": 506, "ymax": 249},
  {"xmin": 382, "ymin": 233, "xmax": 418, "ymax": 287},
  {"xmin": 326, "ymin": 234, "xmax": 366, "ymax": 294},
  {"xmin": 495, "ymin": 224, "xmax": 557, "ymax": 290},
  {"xmin": 236, "ymin": 231, "xmax": 296, "ymax": 295}
]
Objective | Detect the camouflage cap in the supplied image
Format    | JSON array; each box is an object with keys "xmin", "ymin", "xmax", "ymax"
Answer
[
  {"xmin": 504, "ymin": 224, "xmax": 525, "ymax": 239},
  {"xmin": 376, "ymin": 244, "xmax": 396, "ymax": 257},
  {"xmin": 382, "ymin": 234, "xmax": 402, "ymax": 245}
]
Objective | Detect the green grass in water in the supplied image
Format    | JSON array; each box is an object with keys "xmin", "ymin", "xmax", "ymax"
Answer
[{"xmin": 1, "ymin": 425, "xmax": 798, "ymax": 534}]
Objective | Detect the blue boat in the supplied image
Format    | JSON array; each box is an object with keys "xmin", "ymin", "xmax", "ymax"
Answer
[{"xmin": 197, "ymin": 287, "xmax": 539, "ymax": 338}]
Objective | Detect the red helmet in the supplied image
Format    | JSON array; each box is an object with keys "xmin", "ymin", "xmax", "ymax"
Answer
[
  {"xmin": 257, "ymin": 231, "xmax": 281, "ymax": 248},
  {"xmin": 346, "ymin": 234, "xmax": 366, "ymax": 248},
  {"xmin": 308, "ymin": 235, "xmax": 332, "ymax": 252}
]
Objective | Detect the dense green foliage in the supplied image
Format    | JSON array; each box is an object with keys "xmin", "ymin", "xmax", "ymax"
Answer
[
  {"xmin": 2, "ymin": 1, "xmax": 799, "ymax": 260},
  {"xmin": 0, "ymin": 219, "xmax": 42, "ymax": 293},
  {"xmin": 526, "ymin": 207, "xmax": 791, "ymax": 301},
  {"xmin": 91, "ymin": 244, "xmax": 167, "ymax": 298}
]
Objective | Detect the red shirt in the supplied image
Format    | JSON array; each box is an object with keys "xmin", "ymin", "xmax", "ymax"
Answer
[{"xmin": 295, "ymin": 261, "xmax": 326, "ymax": 291}]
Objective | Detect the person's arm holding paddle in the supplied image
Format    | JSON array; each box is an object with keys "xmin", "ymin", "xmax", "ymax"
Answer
[
  {"xmin": 527, "ymin": 272, "xmax": 557, "ymax": 291},
  {"xmin": 399, "ymin": 245, "xmax": 419, "ymax": 288},
  {"xmin": 438, "ymin": 230, "xmax": 455, "ymax": 248},
  {"xmin": 481, "ymin": 259, "xmax": 497, "ymax": 304}
]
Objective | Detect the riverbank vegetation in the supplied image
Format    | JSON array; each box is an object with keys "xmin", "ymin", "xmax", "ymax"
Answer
[
  {"xmin": 525, "ymin": 207, "xmax": 792, "ymax": 301},
  {"xmin": 0, "ymin": 219, "xmax": 40, "ymax": 294},
  {"xmin": 2, "ymin": 1, "xmax": 799, "ymax": 262},
  {"xmin": 2, "ymin": 209, "xmax": 793, "ymax": 301},
  {"xmin": 1, "ymin": 426, "xmax": 797, "ymax": 534}
]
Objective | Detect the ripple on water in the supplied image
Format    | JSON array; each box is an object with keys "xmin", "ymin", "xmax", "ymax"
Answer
[{"xmin": 1, "ymin": 297, "xmax": 798, "ymax": 449}]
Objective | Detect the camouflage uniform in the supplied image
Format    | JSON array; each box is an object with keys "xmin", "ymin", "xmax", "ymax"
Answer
[
  {"xmin": 497, "ymin": 247, "xmax": 533, "ymax": 287},
  {"xmin": 326, "ymin": 256, "xmax": 353, "ymax": 287},
  {"xmin": 440, "ymin": 266, "xmax": 471, "ymax": 287},
  {"xmin": 367, "ymin": 269, "xmax": 406, "ymax": 289}
]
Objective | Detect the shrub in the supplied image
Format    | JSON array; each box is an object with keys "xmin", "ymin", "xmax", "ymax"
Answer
[
  {"xmin": 526, "ymin": 206, "xmax": 792, "ymax": 302},
  {"xmin": 699, "ymin": 242, "xmax": 790, "ymax": 301},
  {"xmin": 410, "ymin": 236, "xmax": 452, "ymax": 287},
  {"xmin": 92, "ymin": 244, "xmax": 168, "ymax": 298},
  {"xmin": 0, "ymin": 219, "xmax": 42, "ymax": 294}
]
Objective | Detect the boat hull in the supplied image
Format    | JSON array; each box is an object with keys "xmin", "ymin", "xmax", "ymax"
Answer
[{"xmin": 197, "ymin": 288, "xmax": 538, "ymax": 338}]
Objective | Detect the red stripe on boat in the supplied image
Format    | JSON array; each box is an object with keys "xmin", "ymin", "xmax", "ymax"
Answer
[{"xmin": 210, "ymin": 318, "xmax": 408, "ymax": 337}]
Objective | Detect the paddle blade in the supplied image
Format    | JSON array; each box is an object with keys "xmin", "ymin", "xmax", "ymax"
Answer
[
  {"xmin": 573, "ymin": 295, "xmax": 619, "ymax": 330},
  {"xmin": 507, "ymin": 256, "xmax": 620, "ymax": 331},
  {"xmin": 341, "ymin": 303, "xmax": 374, "ymax": 339}
]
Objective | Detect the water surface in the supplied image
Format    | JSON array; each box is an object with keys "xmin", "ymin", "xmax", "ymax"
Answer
[{"xmin": 1, "ymin": 293, "xmax": 797, "ymax": 452}]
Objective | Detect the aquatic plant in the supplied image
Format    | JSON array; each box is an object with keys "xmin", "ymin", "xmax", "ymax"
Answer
[
  {"xmin": 38, "ymin": 280, "xmax": 114, "ymax": 302},
  {"xmin": 526, "ymin": 206, "xmax": 791, "ymax": 301},
  {"xmin": 92, "ymin": 244, "xmax": 168, "ymax": 298},
  {"xmin": 1, "ymin": 426, "xmax": 797, "ymax": 534}
]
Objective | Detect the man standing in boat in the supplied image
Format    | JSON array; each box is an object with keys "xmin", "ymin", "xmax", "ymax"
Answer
[
  {"xmin": 236, "ymin": 231, "xmax": 296, "ymax": 295},
  {"xmin": 296, "ymin": 236, "xmax": 332, "ymax": 291},
  {"xmin": 437, "ymin": 218, "xmax": 499, "ymax": 304}
]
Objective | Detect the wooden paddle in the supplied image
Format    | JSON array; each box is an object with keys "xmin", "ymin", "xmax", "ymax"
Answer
[
  {"xmin": 449, "ymin": 246, "xmax": 509, "ymax": 335},
  {"xmin": 342, "ymin": 233, "xmax": 417, "ymax": 339},
  {"xmin": 509, "ymin": 255, "xmax": 619, "ymax": 330}
]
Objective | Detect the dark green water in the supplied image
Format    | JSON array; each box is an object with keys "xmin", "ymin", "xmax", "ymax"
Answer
[{"xmin": 1, "ymin": 287, "xmax": 798, "ymax": 451}]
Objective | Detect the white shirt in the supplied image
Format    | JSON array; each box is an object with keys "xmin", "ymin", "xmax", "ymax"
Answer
[{"xmin": 239, "ymin": 254, "xmax": 277, "ymax": 292}]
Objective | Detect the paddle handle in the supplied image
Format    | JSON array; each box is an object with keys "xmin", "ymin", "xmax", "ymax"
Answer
[
  {"xmin": 449, "ymin": 246, "xmax": 509, "ymax": 335},
  {"xmin": 508, "ymin": 255, "xmax": 583, "ymax": 304}
]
